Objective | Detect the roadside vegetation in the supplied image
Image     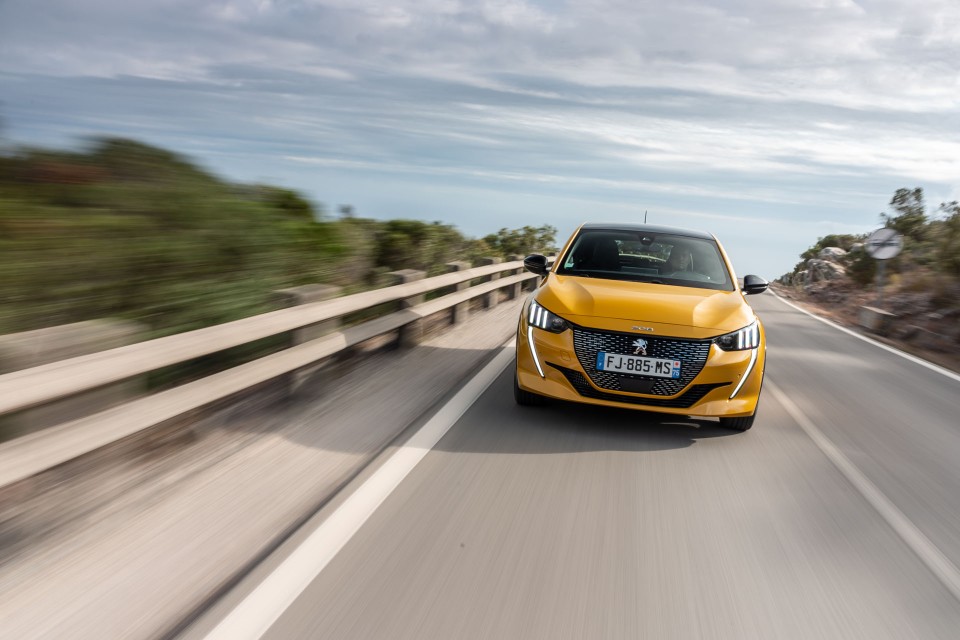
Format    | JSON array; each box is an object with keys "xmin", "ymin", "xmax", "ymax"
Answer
[
  {"xmin": 0, "ymin": 137, "xmax": 557, "ymax": 339},
  {"xmin": 783, "ymin": 187, "xmax": 960, "ymax": 300},
  {"xmin": 778, "ymin": 188, "xmax": 960, "ymax": 364}
]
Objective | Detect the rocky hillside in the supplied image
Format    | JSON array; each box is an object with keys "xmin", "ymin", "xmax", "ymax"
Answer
[
  {"xmin": 774, "ymin": 235, "xmax": 960, "ymax": 372},
  {"xmin": 778, "ymin": 245, "xmax": 852, "ymax": 289}
]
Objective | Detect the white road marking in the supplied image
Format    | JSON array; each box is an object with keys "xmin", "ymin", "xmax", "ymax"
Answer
[
  {"xmin": 768, "ymin": 381, "xmax": 960, "ymax": 603},
  {"xmin": 203, "ymin": 342, "xmax": 517, "ymax": 640},
  {"xmin": 769, "ymin": 290, "xmax": 960, "ymax": 384}
]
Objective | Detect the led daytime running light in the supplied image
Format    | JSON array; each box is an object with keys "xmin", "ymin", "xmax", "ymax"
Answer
[
  {"xmin": 729, "ymin": 347, "xmax": 758, "ymax": 399},
  {"xmin": 527, "ymin": 326, "xmax": 545, "ymax": 378}
]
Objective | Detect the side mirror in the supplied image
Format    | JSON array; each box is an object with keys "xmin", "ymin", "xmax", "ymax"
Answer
[
  {"xmin": 523, "ymin": 254, "xmax": 549, "ymax": 276},
  {"xmin": 742, "ymin": 274, "xmax": 768, "ymax": 295}
]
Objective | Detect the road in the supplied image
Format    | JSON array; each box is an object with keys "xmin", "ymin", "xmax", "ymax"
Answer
[{"xmin": 195, "ymin": 291, "xmax": 960, "ymax": 639}]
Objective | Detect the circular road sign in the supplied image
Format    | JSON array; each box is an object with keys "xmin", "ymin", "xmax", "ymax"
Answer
[{"xmin": 865, "ymin": 228, "xmax": 903, "ymax": 260}]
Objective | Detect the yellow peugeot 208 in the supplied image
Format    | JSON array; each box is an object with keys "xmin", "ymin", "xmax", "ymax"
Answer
[{"xmin": 515, "ymin": 223, "xmax": 768, "ymax": 431}]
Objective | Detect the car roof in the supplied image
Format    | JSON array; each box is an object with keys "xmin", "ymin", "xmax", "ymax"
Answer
[{"xmin": 579, "ymin": 222, "xmax": 715, "ymax": 241}]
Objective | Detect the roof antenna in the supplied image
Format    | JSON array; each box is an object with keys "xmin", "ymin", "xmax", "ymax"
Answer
[{"xmin": 644, "ymin": 210, "xmax": 648, "ymax": 224}]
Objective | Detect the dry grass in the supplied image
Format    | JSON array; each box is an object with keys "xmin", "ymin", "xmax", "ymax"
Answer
[{"xmin": 770, "ymin": 282, "xmax": 960, "ymax": 375}]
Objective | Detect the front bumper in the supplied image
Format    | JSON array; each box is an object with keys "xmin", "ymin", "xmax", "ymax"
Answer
[{"xmin": 516, "ymin": 317, "xmax": 764, "ymax": 418}]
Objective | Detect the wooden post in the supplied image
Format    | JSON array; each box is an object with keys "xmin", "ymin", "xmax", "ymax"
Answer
[
  {"xmin": 507, "ymin": 254, "xmax": 524, "ymax": 299},
  {"xmin": 272, "ymin": 284, "xmax": 343, "ymax": 395},
  {"xmin": 389, "ymin": 269, "xmax": 426, "ymax": 347},
  {"xmin": 445, "ymin": 261, "xmax": 471, "ymax": 324},
  {"xmin": 0, "ymin": 320, "xmax": 145, "ymax": 441},
  {"xmin": 479, "ymin": 257, "xmax": 502, "ymax": 309}
]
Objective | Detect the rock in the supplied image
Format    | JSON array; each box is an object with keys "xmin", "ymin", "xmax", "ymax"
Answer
[
  {"xmin": 858, "ymin": 306, "xmax": 896, "ymax": 334},
  {"xmin": 818, "ymin": 247, "xmax": 847, "ymax": 262},
  {"xmin": 893, "ymin": 324, "xmax": 920, "ymax": 341},
  {"xmin": 850, "ymin": 243, "xmax": 864, "ymax": 253},
  {"xmin": 806, "ymin": 259, "xmax": 847, "ymax": 283},
  {"xmin": 811, "ymin": 289, "xmax": 844, "ymax": 303},
  {"xmin": 911, "ymin": 327, "xmax": 950, "ymax": 351},
  {"xmin": 886, "ymin": 293, "xmax": 933, "ymax": 317}
]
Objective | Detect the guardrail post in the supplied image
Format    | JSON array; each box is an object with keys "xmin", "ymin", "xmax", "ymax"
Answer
[
  {"xmin": 272, "ymin": 284, "xmax": 343, "ymax": 394},
  {"xmin": 0, "ymin": 320, "xmax": 145, "ymax": 441},
  {"xmin": 479, "ymin": 257, "xmax": 502, "ymax": 309},
  {"xmin": 389, "ymin": 269, "xmax": 426, "ymax": 347},
  {"xmin": 445, "ymin": 261, "xmax": 471, "ymax": 324},
  {"xmin": 515, "ymin": 253, "xmax": 541, "ymax": 292},
  {"xmin": 273, "ymin": 284, "xmax": 343, "ymax": 343},
  {"xmin": 507, "ymin": 254, "xmax": 525, "ymax": 299}
]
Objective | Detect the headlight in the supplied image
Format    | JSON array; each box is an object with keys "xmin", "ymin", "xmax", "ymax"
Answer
[
  {"xmin": 714, "ymin": 321, "xmax": 760, "ymax": 351},
  {"xmin": 528, "ymin": 300, "xmax": 569, "ymax": 333}
]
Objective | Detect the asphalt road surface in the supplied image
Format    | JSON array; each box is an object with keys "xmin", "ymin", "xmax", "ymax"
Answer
[{"xmin": 211, "ymin": 291, "xmax": 960, "ymax": 639}]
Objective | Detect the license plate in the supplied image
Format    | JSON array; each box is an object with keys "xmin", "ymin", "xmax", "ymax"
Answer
[{"xmin": 596, "ymin": 352, "xmax": 681, "ymax": 378}]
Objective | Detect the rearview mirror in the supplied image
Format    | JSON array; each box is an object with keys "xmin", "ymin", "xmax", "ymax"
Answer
[
  {"xmin": 523, "ymin": 254, "xmax": 549, "ymax": 276},
  {"xmin": 742, "ymin": 274, "xmax": 768, "ymax": 295}
]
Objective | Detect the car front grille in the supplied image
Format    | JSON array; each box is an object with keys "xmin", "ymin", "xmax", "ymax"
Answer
[
  {"xmin": 549, "ymin": 364, "xmax": 728, "ymax": 408},
  {"xmin": 572, "ymin": 327, "xmax": 713, "ymax": 396}
]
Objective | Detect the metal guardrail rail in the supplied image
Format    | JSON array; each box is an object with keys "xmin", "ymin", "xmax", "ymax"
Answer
[{"xmin": 0, "ymin": 260, "xmax": 543, "ymax": 488}]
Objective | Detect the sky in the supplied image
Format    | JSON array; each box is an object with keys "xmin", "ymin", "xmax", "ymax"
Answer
[{"xmin": 1, "ymin": 0, "xmax": 959, "ymax": 278}]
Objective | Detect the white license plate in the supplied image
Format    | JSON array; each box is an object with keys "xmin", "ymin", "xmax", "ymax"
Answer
[{"xmin": 596, "ymin": 352, "xmax": 681, "ymax": 378}]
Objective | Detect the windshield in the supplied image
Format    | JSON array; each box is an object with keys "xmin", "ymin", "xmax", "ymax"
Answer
[{"xmin": 555, "ymin": 230, "xmax": 735, "ymax": 291}]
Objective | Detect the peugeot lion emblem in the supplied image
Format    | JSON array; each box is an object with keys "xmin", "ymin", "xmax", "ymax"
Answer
[{"xmin": 632, "ymin": 338, "xmax": 648, "ymax": 356}]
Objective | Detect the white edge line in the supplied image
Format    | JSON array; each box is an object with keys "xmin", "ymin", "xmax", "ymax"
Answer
[
  {"xmin": 203, "ymin": 341, "xmax": 517, "ymax": 640},
  {"xmin": 767, "ymin": 380, "xmax": 960, "ymax": 603},
  {"xmin": 769, "ymin": 289, "xmax": 960, "ymax": 384}
]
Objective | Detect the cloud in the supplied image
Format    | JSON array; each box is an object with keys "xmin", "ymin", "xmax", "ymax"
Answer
[
  {"xmin": 2, "ymin": 0, "xmax": 958, "ymax": 279},
  {"xmin": 4, "ymin": 0, "xmax": 959, "ymax": 112}
]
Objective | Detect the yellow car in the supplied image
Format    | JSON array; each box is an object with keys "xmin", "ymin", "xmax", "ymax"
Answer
[{"xmin": 515, "ymin": 223, "xmax": 768, "ymax": 431}]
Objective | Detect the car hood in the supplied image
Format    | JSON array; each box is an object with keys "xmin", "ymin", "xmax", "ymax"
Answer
[{"xmin": 536, "ymin": 274, "xmax": 754, "ymax": 334}]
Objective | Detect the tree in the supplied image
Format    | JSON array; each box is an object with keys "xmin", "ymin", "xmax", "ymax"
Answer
[
  {"xmin": 482, "ymin": 225, "xmax": 558, "ymax": 257},
  {"xmin": 261, "ymin": 187, "xmax": 318, "ymax": 222},
  {"xmin": 372, "ymin": 219, "xmax": 471, "ymax": 273},
  {"xmin": 882, "ymin": 187, "xmax": 927, "ymax": 241},
  {"xmin": 937, "ymin": 201, "xmax": 960, "ymax": 276}
]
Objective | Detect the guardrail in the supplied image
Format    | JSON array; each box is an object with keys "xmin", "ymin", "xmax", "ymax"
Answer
[{"xmin": 0, "ymin": 259, "xmax": 544, "ymax": 488}]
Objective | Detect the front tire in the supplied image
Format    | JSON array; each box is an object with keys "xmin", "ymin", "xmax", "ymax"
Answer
[{"xmin": 514, "ymin": 372, "xmax": 545, "ymax": 406}]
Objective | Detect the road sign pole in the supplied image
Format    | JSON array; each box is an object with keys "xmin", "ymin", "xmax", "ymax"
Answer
[
  {"xmin": 865, "ymin": 228, "xmax": 902, "ymax": 311},
  {"xmin": 877, "ymin": 260, "xmax": 885, "ymax": 308}
]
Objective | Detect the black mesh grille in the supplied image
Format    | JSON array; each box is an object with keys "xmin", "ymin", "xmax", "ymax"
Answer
[
  {"xmin": 550, "ymin": 364, "xmax": 728, "ymax": 408},
  {"xmin": 572, "ymin": 328, "xmax": 712, "ymax": 395}
]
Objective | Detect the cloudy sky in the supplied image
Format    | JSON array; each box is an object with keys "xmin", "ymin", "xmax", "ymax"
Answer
[{"xmin": 2, "ymin": 0, "xmax": 959, "ymax": 277}]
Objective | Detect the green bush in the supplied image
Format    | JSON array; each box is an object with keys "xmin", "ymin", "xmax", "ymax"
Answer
[
  {"xmin": 0, "ymin": 137, "xmax": 557, "ymax": 340},
  {"xmin": 0, "ymin": 140, "xmax": 344, "ymax": 337},
  {"xmin": 846, "ymin": 247, "xmax": 876, "ymax": 286},
  {"xmin": 936, "ymin": 204, "xmax": 960, "ymax": 276}
]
